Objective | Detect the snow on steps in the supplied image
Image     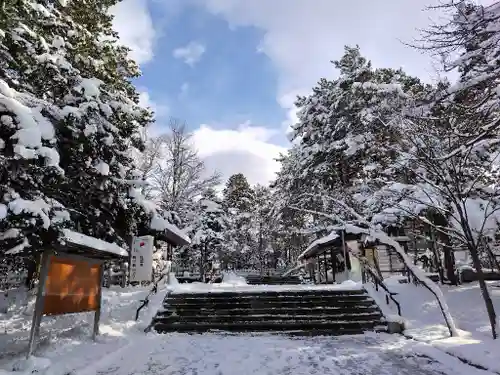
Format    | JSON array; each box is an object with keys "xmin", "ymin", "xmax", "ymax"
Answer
[
  {"xmin": 245, "ymin": 275, "xmax": 302, "ymax": 285},
  {"xmin": 151, "ymin": 284, "xmax": 388, "ymax": 335}
]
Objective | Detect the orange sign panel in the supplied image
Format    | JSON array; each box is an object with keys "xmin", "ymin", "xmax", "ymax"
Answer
[{"xmin": 43, "ymin": 256, "xmax": 101, "ymax": 315}]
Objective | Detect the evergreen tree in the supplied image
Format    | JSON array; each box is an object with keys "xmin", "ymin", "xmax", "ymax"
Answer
[
  {"xmin": 184, "ymin": 188, "xmax": 229, "ymax": 279},
  {"xmin": 0, "ymin": 0, "xmax": 158, "ymax": 267},
  {"xmin": 1, "ymin": 0, "xmax": 75, "ymax": 261},
  {"xmin": 222, "ymin": 173, "xmax": 255, "ymax": 268},
  {"xmin": 269, "ymin": 150, "xmax": 310, "ymax": 266},
  {"xmin": 288, "ymin": 46, "xmax": 427, "ymax": 226},
  {"xmin": 249, "ymin": 185, "xmax": 280, "ymax": 271},
  {"xmin": 223, "ymin": 173, "xmax": 254, "ymax": 212}
]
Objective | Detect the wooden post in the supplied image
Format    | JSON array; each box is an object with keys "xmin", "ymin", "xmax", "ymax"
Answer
[
  {"xmin": 414, "ymin": 222, "xmax": 419, "ymax": 266},
  {"xmin": 341, "ymin": 230, "xmax": 348, "ymax": 280},
  {"xmin": 93, "ymin": 263, "xmax": 104, "ymax": 341},
  {"xmin": 330, "ymin": 248, "xmax": 336, "ymax": 283},
  {"xmin": 317, "ymin": 254, "xmax": 321, "ymax": 284},
  {"xmin": 311, "ymin": 258, "xmax": 316, "ymax": 284},
  {"xmin": 323, "ymin": 251, "xmax": 328, "ymax": 283},
  {"xmin": 27, "ymin": 250, "xmax": 51, "ymax": 359}
]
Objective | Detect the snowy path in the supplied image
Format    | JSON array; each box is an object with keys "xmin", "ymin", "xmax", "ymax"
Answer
[{"xmin": 75, "ymin": 332, "xmax": 492, "ymax": 375}]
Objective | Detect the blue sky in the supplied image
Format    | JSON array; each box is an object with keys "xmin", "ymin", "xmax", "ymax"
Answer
[
  {"xmin": 137, "ymin": 5, "xmax": 284, "ymax": 134},
  {"xmin": 111, "ymin": 0, "xmax": 497, "ymax": 186}
]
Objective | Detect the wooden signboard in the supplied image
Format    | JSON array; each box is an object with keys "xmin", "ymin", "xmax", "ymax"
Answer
[
  {"xmin": 43, "ymin": 257, "xmax": 101, "ymax": 315},
  {"xmin": 27, "ymin": 251, "xmax": 104, "ymax": 358}
]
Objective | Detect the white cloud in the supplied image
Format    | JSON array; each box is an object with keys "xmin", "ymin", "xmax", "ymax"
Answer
[
  {"xmin": 138, "ymin": 91, "xmax": 170, "ymax": 137},
  {"xmin": 179, "ymin": 82, "xmax": 190, "ymax": 97},
  {"xmin": 192, "ymin": 123, "xmax": 286, "ymax": 186},
  {"xmin": 138, "ymin": 91, "xmax": 168, "ymax": 118},
  {"xmin": 110, "ymin": 0, "xmax": 156, "ymax": 64},
  {"xmin": 173, "ymin": 41, "xmax": 206, "ymax": 66},
  {"xmin": 198, "ymin": 0, "xmax": 497, "ymax": 129}
]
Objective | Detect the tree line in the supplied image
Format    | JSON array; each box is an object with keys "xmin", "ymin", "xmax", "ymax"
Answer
[{"xmin": 136, "ymin": 121, "xmax": 295, "ymax": 280}]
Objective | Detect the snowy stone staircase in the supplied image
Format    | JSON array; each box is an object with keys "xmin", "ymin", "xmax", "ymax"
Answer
[
  {"xmin": 152, "ymin": 288, "xmax": 387, "ymax": 335},
  {"xmin": 377, "ymin": 247, "xmax": 405, "ymax": 277}
]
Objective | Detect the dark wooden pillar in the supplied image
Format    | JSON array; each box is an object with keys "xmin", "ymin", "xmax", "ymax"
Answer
[
  {"xmin": 308, "ymin": 260, "xmax": 314, "ymax": 282},
  {"xmin": 323, "ymin": 251, "xmax": 328, "ymax": 283},
  {"xmin": 345, "ymin": 248, "xmax": 352, "ymax": 271},
  {"xmin": 330, "ymin": 248, "xmax": 336, "ymax": 283}
]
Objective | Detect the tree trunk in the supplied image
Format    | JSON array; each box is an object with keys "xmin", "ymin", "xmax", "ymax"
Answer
[
  {"xmin": 483, "ymin": 239, "xmax": 500, "ymax": 272},
  {"xmin": 469, "ymin": 243, "xmax": 498, "ymax": 339},
  {"xmin": 24, "ymin": 255, "xmax": 39, "ymax": 289},
  {"xmin": 429, "ymin": 226, "xmax": 445, "ymax": 284},
  {"xmin": 200, "ymin": 244, "xmax": 205, "ymax": 282},
  {"xmin": 258, "ymin": 221, "xmax": 264, "ymax": 273},
  {"xmin": 443, "ymin": 246, "xmax": 457, "ymax": 285},
  {"xmin": 434, "ymin": 214, "xmax": 457, "ymax": 285}
]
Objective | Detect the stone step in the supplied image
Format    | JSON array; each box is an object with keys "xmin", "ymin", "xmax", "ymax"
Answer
[
  {"xmin": 168, "ymin": 289, "xmax": 366, "ymax": 298},
  {"xmin": 154, "ymin": 312, "xmax": 383, "ymax": 323},
  {"xmin": 153, "ymin": 320, "xmax": 385, "ymax": 334},
  {"xmin": 246, "ymin": 278, "xmax": 302, "ymax": 282},
  {"xmin": 152, "ymin": 287, "xmax": 388, "ymax": 336},
  {"xmin": 158, "ymin": 306, "xmax": 380, "ymax": 317},
  {"xmin": 267, "ymin": 327, "xmax": 389, "ymax": 337},
  {"xmin": 168, "ymin": 296, "xmax": 374, "ymax": 308},
  {"xmin": 167, "ymin": 294, "xmax": 371, "ymax": 303},
  {"xmin": 245, "ymin": 277, "xmax": 302, "ymax": 285},
  {"xmin": 165, "ymin": 299, "xmax": 377, "ymax": 310}
]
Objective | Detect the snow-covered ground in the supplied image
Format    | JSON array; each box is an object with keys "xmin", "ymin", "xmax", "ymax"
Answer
[
  {"xmin": 0, "ymin": 283, "xmax": 165, "ymax": 375},
  {"xmin": 367, "ymin": 277, "xmax": 500, "ymax": 373},
  {"xmin": 36, "ymin": 331, "xmax": 494, "ymax": 375},
  {"xmin": 1, "ymin": 274, "xmax": 499, "ymax": 375}
]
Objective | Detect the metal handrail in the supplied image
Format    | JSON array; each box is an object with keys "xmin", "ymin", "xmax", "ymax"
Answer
[
  {"xmin": 135, "ymin": 262, "xmax": 171, "ymax": 322},
  {"xmin": 363, "ymin": 235, "xmax": 455, "ymax": 337},
  {"xmin": 359, "ymin": 258, "xmax": 402, "ymax": 316}
]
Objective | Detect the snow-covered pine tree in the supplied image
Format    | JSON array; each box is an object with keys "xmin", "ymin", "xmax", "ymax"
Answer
[
  {"xmin": 247, "ymin": 185, "xmax": 274, "ymax": 271},
  {"xmin": 54, "ymin": 0, "xmax": 152, "ymax": 247},
  {"xmin": 222, "ymin": 173, "xmax": 255, "ymax": 269},
  {"xmin": 1, "ymin": 0, "xmax": 158, "ymax": 278},
  {"xmin": 184, "ymin": 188, "xmax": 229, "ymax": 280},
  {"xmin": 223, "ymin": 173, "xmax": 254, "ymax": 212},
  {"xmin": 289, "ymin": 46, "xmax": 427, "ymax": 226},
  {"xmin": 269, "ymin": 148, "xmax": 311, "ymax": 266},
  {"xmin": 0, "ymin": 0, "xmax": 76, "ymax": 271}
]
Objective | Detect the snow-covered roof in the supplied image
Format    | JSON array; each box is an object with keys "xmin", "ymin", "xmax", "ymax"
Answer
[
  {"xmin": 61, "ymin": 229, "xmax": 128, "ymax": 258},
  {"xmin": 298, "ymin": 231, "xmax": 341, "ymax": 261},
  {"xmin": 150, "ymin": 214, "xmax": 191, "ymax": 246},
  {"xmin": 298, "ymin": 225, "xmax": 368, "ymax": 261},
  {"xmin": 165, "ymin": 222, "xmax": 191, "ymax": 246}
]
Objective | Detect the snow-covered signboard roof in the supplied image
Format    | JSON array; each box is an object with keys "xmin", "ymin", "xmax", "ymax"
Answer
[
  {"xmin": 150, "ymin": 215, "xmax": 191, "ymax": 247},
  {"xmin": 60, "ymin": 229, "xmax": 128, "ymax": 259},
  {"xmin": 298, "ymin": 226, "xmax": 364, "ymax": 261}
]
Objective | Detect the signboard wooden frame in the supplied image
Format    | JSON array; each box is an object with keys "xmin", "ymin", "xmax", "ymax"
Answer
[{"xmin": 27, "ymin": 250, "xmax": 105, "ymax": 358}]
